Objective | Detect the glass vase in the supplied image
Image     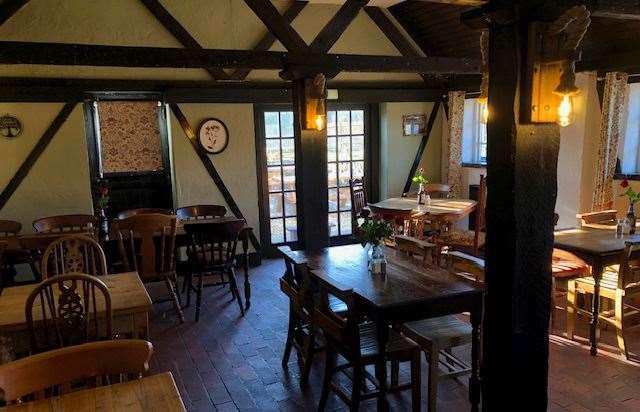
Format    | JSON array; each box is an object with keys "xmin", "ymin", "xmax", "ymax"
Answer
[
  {"xmin": 368, "ymin": 243, "xmax": 387, "ymax": 276},
  {"xmin": 627, "ymin": 202, "xmax": 637, "ymax": 235}
]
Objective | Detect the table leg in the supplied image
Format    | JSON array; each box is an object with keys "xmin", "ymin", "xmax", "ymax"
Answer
[
  {"xmin": 375, "ymin": 319, "xmax": 390, "ymax": 411},
  {"xmin": 469, "ymin": 305, "xmax": 481, "ymax": 412},
  {"xmin": 133, "ymin": 312, "xmax": 149, "ymax": 340},
  {"xmin": 242, "ymin": 235, "xmax": 251, "ymax": 310},
  {"xmin": 590, "ymin": 262, "xmax": 604, "ymax": 356}
]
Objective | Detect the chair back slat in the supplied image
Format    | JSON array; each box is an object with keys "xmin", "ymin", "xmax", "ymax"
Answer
[
  {"xmin": 619, "ymin": 240, "xmax": 640, "ymax": 289},
  {"xmin": 580, "ymin": 210, "xmax": 618, "ymax": 225},
  {"xmin": 25, "ymin": 273, "xmax": 112, "ymax": 353},
  {"xmin": 116, "ymin": 208, "xmax": 173, "ymax": 220},
  {"xmin": 177, "ymin": 205, "xmax": 227, "ymax": 220},
  {"xmin": 424, "ymin": 183, "xmax": 451, "ymax": 198},
  {"xmin": 114, "ymin": 214, "xmax": 177, "ymax": 281},
  {"xmin": 0, "ymin": 340, "xmax": 152, "ymax": 404},
  {"xmin": 0, "ymin": 220, "xmax": 21, "ymax": 238},
  {"xmin": 41, "ymin": 235, "xmax": 108, "ymax": 279},
  {"xmin": 474, "ymin": 174, "xmax": 487, "ymax": 251},
  {"xmin": 33, "ymin": 215, "xmax": 96, "ymax": 234},
  {"xmin": 184, "ymin": 220, "xmax": 244, "ymax": 270}
]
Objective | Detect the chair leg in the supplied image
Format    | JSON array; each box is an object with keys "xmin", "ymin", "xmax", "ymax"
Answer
[
  {"xmin": 615, "ymin": 292, "xmax": 628, "ymax": 360},
  {"xmin": 427, "ymin": 347, "xmax": 438, "ymax": 412},
  {"xmin": 185, "ymin": 272, "xmax": 192, "ymax": 308},
  {"xmin": 195, "ymin": 273, "xmax": 204, "ymax": 322},
  {"xmin": 318, "ymin": 347, "xmax": 336, "ymax": 412},
  {"xmin": 171, "ymin": 271, "xmax": 182, "ymax": 307},
  {"xmin": 411, "ymin": 350, "xmax": 421, "ymax": 412},
  {"xmin": 300, "ymin": 325, "xmax": 315, "ymax": 388},
  {"xmin": 566, "ymin": 281, "xmax": 577, "ymax": 340},
  {"xmin": 282, "ymin": 307, "xmax": 296, "ymax": 369},
  {"xmin": 390, "ymin": 359, "xmax": 399, "ymax": 388},
  {"xmin": 550, "ymin": 276, "xmax": 557, "ymax": 326},
  {"xmin": 228, "ymin": 267, "xmax": 245, "ymax": 316},
  {"xmin": 164, "ymin": 273, "xmax": 185, "ymax": 323},
  {"xmin": 351, "ymin": 361, "xmax": 362, "ymax": 412}
]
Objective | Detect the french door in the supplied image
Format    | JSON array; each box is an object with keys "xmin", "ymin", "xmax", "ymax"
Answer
[{"xmin": 256, "ymin": 104, "xmax": 376, "ymax": 254}]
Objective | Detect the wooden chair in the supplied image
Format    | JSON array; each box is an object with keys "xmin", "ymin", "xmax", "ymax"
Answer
[
  {"xmin": 579, "ymin": 210, "xmax": 618, "ymax": 225},
  {"xmin": 395, "ymin": 234, "xmax": 436, "ymax": 267},
  {"xmin": 0, "ymin": 220, "xmax": 21, "ymax": 238},
  {"xmin": 425, "ymin": 183, "xmax": 451, "ymax": 199},
  {"xmin": 41, "ymin": 234, "xmax": 108, "ymax": 279},
  {"xmin": 567, "ymin": 239, "xmax": 640, "ymax": 360},
  {"xmin": 117, "ymin": 208, "xmax": 173, "ymax": 220},
  {"xmin": 447, "ymin": 250, "xmax": 485, "ymax": 284},
  {"xmin": 114, "ymin": 214, "xmax": 184, "ymax": 323},
  {"xmin": 183, "ymin": 220, "xmax": 245, "ymax": 321},
  {"xmin": 349, "ymin": 178, "xmax": 370, "ymax": 233},
  {"xmin": 314, "ymin": 272, "xmax": 421, "ymax": 412},
  {"xmin": 25, "ymin": 273, "xmax": 113, "ymax": 353},
  {"xmin": 176, "ymin": 204, "xmax": 227, "ymax": 220},
  {"xmin": 0, "ymin": 339, "xmax": 153, "ymax": 405},
  {"xmin": 436, "ymin": 174, "xmax": 487, "ymax": 258},
  {"xmin": 0, "ymin": 241, "xmax": 6, "ymax": 289},
  {"xmin": 33, "ymin": 214, "xmax": 97, "ymax": 234}
]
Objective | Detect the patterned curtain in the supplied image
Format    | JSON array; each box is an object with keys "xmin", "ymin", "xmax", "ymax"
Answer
[
  {"xmin": 592, "ymin": 72, "xmax": 629, "ymax": 211},
  {"xmin": 443, "ymin": 91, "xmax": 465, "ymax": 197}
]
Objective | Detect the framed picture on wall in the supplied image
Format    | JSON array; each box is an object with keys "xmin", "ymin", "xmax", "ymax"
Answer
[{"xmin": 402, "ymin": 113, "xmax": 426, "ymax": 136}]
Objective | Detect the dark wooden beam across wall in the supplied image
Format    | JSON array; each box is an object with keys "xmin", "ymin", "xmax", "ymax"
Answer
[
  {"xmin": 309, "ymin": 0, "xmax": 369, "ymax": 53},
  {"xmin": 229, "ymin": 0, "xmax": 307, "ymax": 81},
  {"xmin": 138, "ymin": 0, "xmax": 228, "ymax": 80},
  {"xmin": 168, "ymin": 103, "xmax": 261, "ymax": 252},
  {"xmin": 0, "ymin": 0, "xmax": 29, "ymax": 26},
  {"xmin": 0, "ymin": 102, "xmax": 76, "ymax": 210},
  {"xmin": 242, "ymin": 0, "xmax": 308, "ymax": 53},
  {"xmin": 0, "ymin": 41, "xmax": 481, "ymax": 74},
  {"xmin": 401, "ymin": 101, "xmax": 441, "ymax": 195},
  {"xmin": 577, "ymin": 49, "xmax": 640, "ymax": 73}
]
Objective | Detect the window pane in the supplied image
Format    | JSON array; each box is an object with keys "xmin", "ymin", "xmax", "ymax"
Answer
[
  {"xmin": 267, "ymin": 167, "xmax": 282, "ymax": 192},
  {"xmin": 339, "ymin": 187, "xmax": 351, "ymax": 211},
  {"xmin": 266, "ymin": 139, "xmax": 281, "ymax": 166},
  {"xmin": 280, "ymin": 112, "xmax": 294, "ymax": 137},
  {"xmin": 352, "ymin": 135, "xmax": 364, "ymax": 160},
  {"xmin": 328, "ymin": 213, "xmax": 339, "ymax": 237},
  {"xmin": 270, "ymin": 219, "xmax": 284, "ymax": 244},
  {"xmin": 327, "ymin": 111, "xmax": 337, "ymax": 136},
  {"xmin": 338, "ymin": 162, "xmax": 351, "ymax": 187},
  {"xmin": 337, "ymin": 111, "xmax": 350, "ymax": 135},
  {"xmin": 269, "ymin": 193, "xmax": 283, "ymax": 218},
  {"xmin": 282, "ymin": 166, "xmax": 296, "ymax": 191},
  {"xmin": 328, "ymin": 188, "xmax": 338, "ymax": 212},
  {"xmin": 284, "ymin": 192, "xmax": 296, "ymax": 217},
  {"xmin": 265, "ymin": 112, "xmax": 280, "ymax": 137},
  {"xmin": 327, "ymin": 137, "xmax": 336, "ymax": 162},
  {"xmin": 281, "ymin": 139, "xmax": 295, "ymax": 165},
  {"xmin": 339, "ymin": 212, "xmax": 352, "ymax": 235},
  {"xmin": 338, "ymin": 136, "xmax": 351, "ymax": 161},
  {"xmin": 351, "ymin": 110, "xmax": 364, "ymax": 134},
  {"xmin": 352, "ymin": 161, "xmax": 364, "ymax": 179},
  {"xmin": 328, "ymin": 163, "xmax": 337, "ymax": 188},
  {"xmin": 285, "ymin": 217, "xmax": 297, "ymax": 242}
]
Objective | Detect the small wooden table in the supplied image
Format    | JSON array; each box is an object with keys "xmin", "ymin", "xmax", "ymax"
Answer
[
  {"xmin": 279, "ymin": 244, "xmax": 483, "ymax": 411},
  {"xmin": 0, "ymin": 272, "xmax": 152, "ymax": 353},
  {"xmin": 0, "ymin": 372, "xmax": 186, "ymax": 411},
  {"xmin": 554, "ymin": 228, "xmax": 640, "ymax": 356}
]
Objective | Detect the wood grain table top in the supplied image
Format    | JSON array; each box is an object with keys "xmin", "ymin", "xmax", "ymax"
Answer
[
  {"xmin": 0, "ymin": 272, "xmax": 152, "ymax": 333},
  {"xmin": 554, "ymin": 228, "xmax": 640, "ymax": 257},
  {"xmin": 0, "ymin": 372, "xmax": 186, "ymax": 412},
  {"xmin": 368, "ymin": 198, "xmax": 476, "ymax": 220},
  {"xmin": 279, "ymin": 244, "xmax": 481, "ymax": 318}
]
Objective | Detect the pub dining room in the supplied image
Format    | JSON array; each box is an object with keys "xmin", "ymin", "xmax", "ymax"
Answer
[{"xmin": 0, "ymin": 0, "xmax": 639, "ymax": 411}]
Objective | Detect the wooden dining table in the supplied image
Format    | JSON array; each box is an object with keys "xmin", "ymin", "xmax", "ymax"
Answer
[
  {"xmin": 554, "ymin": 228, "xmax": 640, "ymax": 356},
  {"xmin": 0, "ymin": 372, "xmax": 186, "ymax": 411},
  {"xmin": 279, "ymin": 243, "xmax": 483, "ymax": 411},
  {"xmin": 0, "ymin": 272, "xmax": 153, "ymax": 355}
]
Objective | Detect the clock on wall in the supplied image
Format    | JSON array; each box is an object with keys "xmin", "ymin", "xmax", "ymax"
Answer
[
  {"xmin": 197, "ymin": 118, "xmax": 229, "ymax": 154},
  {"xmin": 0, "ymin": 114, "xmax": 22, "ymax": 138}
]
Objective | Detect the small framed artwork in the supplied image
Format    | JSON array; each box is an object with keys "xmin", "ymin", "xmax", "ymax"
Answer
[
  {"xmin": 0, "ymin": 114, "xmax": 22, "ymax": 138},
  {"xmin": 402, "ymin": 113, "xmax": 427, "ymax": 136},
  {"xmin": 198, "ymin": 118, "xmax": 229, "ymax": 154}
]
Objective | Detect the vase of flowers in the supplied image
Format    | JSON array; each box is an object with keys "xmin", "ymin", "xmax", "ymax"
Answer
[
  {"xmin": 620, "ymin": 179, "xmax": 639, "ymax": 235},
  {"xmin": 358, "ymin": 218, "xmax": 393, "ymax": 275},
  {"xmin": 412, "ymin": 168, "xmax": 430, "ymax": 206},
  {"xmin": 95, "ymin": 182, "xmax": 110, "ymax": 239}
]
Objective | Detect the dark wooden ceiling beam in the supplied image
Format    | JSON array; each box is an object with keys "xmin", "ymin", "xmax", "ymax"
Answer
[
  {"xmin": 229, "ymin": 0, "xmax": 307, "ymax": 81},
  {"xmin": 242, "ymin": 0, "xmax": 308, "ymax": 53},
  {"xmin": 0, "ymin": 41, "xmax": 480, "ymax": 74},
  {"xmin": 138, "ymin": 0, "xmax": 228, "ymax": 80},
  {"xmin": 0, "ymin": 0, "xmax": 29, "ymax": 26},
  {"xmin": 577, "ymin": 49, "xmax": 640, "ymax": 73},
  {"xmin": 309, "ymin": 0, "xmax": 369, "ymax": 53},
  {"xmin": 590, "ymin": 0, "xmax": 640, "ymax": 20}
]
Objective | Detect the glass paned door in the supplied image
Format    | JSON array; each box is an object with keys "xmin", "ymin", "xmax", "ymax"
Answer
[
  {"xmin": 263, "ymin": 111, "xmax": 297, "ymax": 245},
  {"xmin": 327, "ymin": 108, "xmax": 365, "ymax": 237}
]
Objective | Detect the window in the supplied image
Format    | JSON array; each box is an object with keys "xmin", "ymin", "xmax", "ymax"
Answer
[
  {"xmin": 462, "ymin": 98, "xmax": 487, "ymax": 166},
  {"xmin": 620, "ymin": 83, "xmax": 640, "ymax": 174}
]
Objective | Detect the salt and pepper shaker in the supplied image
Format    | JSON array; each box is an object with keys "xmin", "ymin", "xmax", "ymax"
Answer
[{"xmin": 616, "ymin": 219, "xmax": 624, "ymax": 238}]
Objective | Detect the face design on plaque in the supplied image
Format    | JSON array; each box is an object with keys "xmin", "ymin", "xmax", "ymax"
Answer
[{"xmin": 198, "ymin": 119, "xmax": 228, "ymax": 154}]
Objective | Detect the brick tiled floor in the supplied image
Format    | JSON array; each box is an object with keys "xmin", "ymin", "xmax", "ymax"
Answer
[{"xmin": 148, "ymin": 259, "xmax": 640, "ymax": 411}]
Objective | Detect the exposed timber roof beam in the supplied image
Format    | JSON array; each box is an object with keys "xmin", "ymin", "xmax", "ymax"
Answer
[
  {"xmin": 0, "ymin": 0, "xmax": 29, "ymax": 26},
  {"xmin": 309, "ymin": 0, "xmax": 369, "ymax": 53},
  {"xmin": 243, "ymin": 0, "xmax": 308, "ymax": 52}
]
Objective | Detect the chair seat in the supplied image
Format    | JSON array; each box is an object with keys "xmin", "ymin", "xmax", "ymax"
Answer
[
  {"xmin": 552, "ymin": 249, "xmax": 589, "ymax": 279},
  {"xmin": 358, "ymin": 322, "xmax": 418, "ymax": 359},
  {"xmin": 439, "ymin": 230, "xmax": 485, "ymax": 249},
  {"xmin": 399, "ymin": 316, "xmax": 472, "ymax": 349}
]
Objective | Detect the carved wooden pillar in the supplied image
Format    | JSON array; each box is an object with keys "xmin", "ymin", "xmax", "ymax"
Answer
[{"xmin": 481, "ymin": 3, "xmax": 560, "ymax": 409}]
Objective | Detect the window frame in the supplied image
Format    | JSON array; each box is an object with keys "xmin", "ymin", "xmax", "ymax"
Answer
[{"xmin": 462, "ymin": 98, "xmax": 488, "ymax": 168}]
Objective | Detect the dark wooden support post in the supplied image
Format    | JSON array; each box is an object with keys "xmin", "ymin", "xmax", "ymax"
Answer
[
  {"xmin": 481, "ymin": 2, "xmax": 559, "ymax": 409},
  {"xmin": 0, "ymin": 102, "xmax": 76, "ymax": 210},
  {"xmin": 292, "ymin": 78, "xmax": 329, "ymax": 250},
  {"xmin": 402, "ymin": 101, "xmax": 440, "ymax": 195},
  {"xmin": 169, "ymin": 103, "xmax": 261, "ymax": 253}
]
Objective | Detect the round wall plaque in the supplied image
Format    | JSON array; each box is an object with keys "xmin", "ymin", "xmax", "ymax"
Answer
[
  {"xmin": 197, "ymin": 118, "xmax": 229, "ymax": 154},
  {"xmin": 0, "ymin": 114, "xmax": 22, "ymax": 138}
]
